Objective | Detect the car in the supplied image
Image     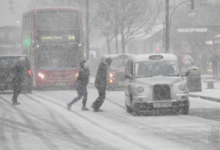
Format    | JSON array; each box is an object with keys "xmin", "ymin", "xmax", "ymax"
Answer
[
  {"xmin": 99, "ymin": 54, "xmax": 134, "ymax": 90},
  {"xmin": 0, "ymin": 55, "xmax": 32, "ymax": 93},
  {"xmin": 124, "ymin": 53, "xmax": 189, "ymax": 116}
]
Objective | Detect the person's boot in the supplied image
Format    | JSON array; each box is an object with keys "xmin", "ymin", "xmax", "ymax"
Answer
[
  {"xmin": 67, "ymin": 103, "xmax": 71, "ymax": 111},
  {"xmin": 82, "ymin": 107, "xmax": 89, "ymax": 111},
  {"xmin": 12, "ymin": 102, "xmax": 20, "ymax": 105},
  {"xmin": 93, "ymin": 108, "xmax": 103, "ymax": 112}
]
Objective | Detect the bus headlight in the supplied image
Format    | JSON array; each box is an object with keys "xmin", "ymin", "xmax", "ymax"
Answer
[
  {"xmin": 38, "ymin": 73, "xmax": 45, "ymax": 79},
  {"xmin": 137, "ymin": 86, "xmax": 144, "ymax": 93}
]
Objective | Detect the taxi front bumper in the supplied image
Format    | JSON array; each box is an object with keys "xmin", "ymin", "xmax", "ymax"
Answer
[{"xmin": 132, "ymin": 94, "xmax": 189, "ymax": 113}]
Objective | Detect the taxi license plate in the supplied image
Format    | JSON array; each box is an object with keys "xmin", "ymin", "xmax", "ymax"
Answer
[
  {"xmin": 55, "ymin": 83, "xmax": 66, "ymax": 86},
  {"xmin": 153, "ymin": 103, "xmax": 172, "ymax": 108},
  {"xmin": 118, "ymin": 81, "xmax": 125, "ymax": 86}
]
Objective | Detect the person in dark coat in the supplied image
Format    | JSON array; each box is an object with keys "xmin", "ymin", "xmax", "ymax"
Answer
[
  {"xmin": 11, "ymin": 57, "xmax": 25, "ymax": 105},
  {"xmin": 67, "ymin": 60, "xmax": 90, "ymax": 111},
  {"xmin": 92, "ymin": 57, "xmax": 112, "ymax": 112}
]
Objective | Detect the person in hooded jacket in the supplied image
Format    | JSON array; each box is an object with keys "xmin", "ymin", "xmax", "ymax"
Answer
[
  {"xmin": 11, "ymin": 57, "xmax": 26, "ymax": 105},
  {"xmin": 92, "ymin": 57, "xmax": 112, "ymax": 112},
  {"xmin": 67, "ymin": 60, "xmax": 90, "ymax": 111},
  {"xmin": 183, "ymin": 54, "xmax": 194, "ymax": 72}
]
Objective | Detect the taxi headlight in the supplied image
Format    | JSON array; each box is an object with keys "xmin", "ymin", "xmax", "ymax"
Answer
[
  {"xmin": 137, "ymin": 86, "xmax": 144, "ymax": 93},
  {"xmin": 178, "ymin": 84, "xmax": 186, "ymax": 91}
]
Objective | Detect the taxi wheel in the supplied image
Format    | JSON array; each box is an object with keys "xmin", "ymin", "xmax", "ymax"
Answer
[
  {"xmin": 23, "ymin": 84, "xmax": 32, "ymax": 94},
  {"xmin": 132, "ymin": 111, "xmax": 140, "ymax": 116},
  {"xmin": 126, "ymin": 104, "xmax": 133, "ymax": 113},
  {"xmin": 23, "ymin": 88, "xmax": 32, "ymax": 94},
  {"xmin": 182, "ymin": 106, "xmax": 189, "ymax": 115},
  {"xmin": 27, "ymin": 82, "xmax": 33, "ymax": 94}
]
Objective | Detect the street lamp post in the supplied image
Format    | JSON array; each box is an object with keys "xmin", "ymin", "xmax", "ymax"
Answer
[
  {"xmin": 86, "ymin": 0, "xmax": 90, "ymax": 60},
  {"xmin": 170, "ymin": 0, "xmax": 195, "ymax": 25},
  {"xmin": 165, "ymin": 0, "xmax": 169, "ymax": 53},
  {"xmin": 165, "ymin": 0, "xmax": 195, "ymax": 53}
]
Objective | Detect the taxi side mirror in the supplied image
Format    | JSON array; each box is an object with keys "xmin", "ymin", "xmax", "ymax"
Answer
[{"xmin": 124, "ymin": 74, "xmax": 132, "ymax": 80}]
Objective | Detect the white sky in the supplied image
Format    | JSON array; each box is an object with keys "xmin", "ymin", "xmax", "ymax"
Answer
[{"xmin": 0, "ymin": 0, "xmax": 29, "ymax": 27}]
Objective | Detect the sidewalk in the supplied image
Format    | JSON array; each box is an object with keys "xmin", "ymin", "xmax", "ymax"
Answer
[{"xmin": 189, "ymin": 75, "xmax": 220, "ymax": 102}]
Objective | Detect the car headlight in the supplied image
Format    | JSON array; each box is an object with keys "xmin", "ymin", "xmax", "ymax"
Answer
[
  {"xmin": 137, "ymin": 86, "xmax": 144, "ymax": 93},
  {"xmin": 109, "ymin": 72, "xmax": 115, "ymax": 78},
  {"xmin": 178, "ymin": 84, "xmax": 186, "ymax": 91}
]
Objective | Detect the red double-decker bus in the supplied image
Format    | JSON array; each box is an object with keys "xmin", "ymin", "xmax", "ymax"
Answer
[{"xmin": 22, "ymin": 7, "xmax": 84, "ymax": 88}]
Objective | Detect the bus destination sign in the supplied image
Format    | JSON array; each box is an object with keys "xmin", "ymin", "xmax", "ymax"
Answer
[
  {"xmin": 37, "ymin": 30, "xmax": 79, "ymax": 43},
  {"xmin": 41, "ymin": 35, "xmax": 75, "ymax": 40}
]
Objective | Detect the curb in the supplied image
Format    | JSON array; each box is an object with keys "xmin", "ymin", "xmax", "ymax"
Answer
[{"xmin": 189, "ymin": 94, "xmax": 220, "ymax": 103}]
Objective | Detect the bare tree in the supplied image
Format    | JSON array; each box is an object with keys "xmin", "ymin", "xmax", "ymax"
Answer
[{"xmin": 95, "ymin": 0, "xmax": 162, "ymax": 54}]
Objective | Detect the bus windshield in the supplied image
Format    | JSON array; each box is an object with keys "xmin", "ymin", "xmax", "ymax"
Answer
[
  {"xmin": 36, "ymin": 9, "xmax": 79, "ymax": 30},
  {"xmin": 36, "ymin": 45, "xmax": 81, "ymax": 70}
]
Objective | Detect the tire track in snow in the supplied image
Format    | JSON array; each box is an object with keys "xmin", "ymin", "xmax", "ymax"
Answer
[
  {"xmin": 25, "ymin": 94, "xmax": 119, "ymax": 150},
  {"xmin": 0, "ymin": 117, "xmax": 32, "ymax": 132},
  {"xmin": 32, "ymin": 93, "xmax": 154, "ymax": 150},
  {"xmin": 0, "ymin": 107, "xmax": 11, "ymax": 150},
  {"xmin": 8, "ymin": 109, "xmax": 24, "ymax": 150},
  {"xmin": 0, "ymin": 96, "xmax": 60, "ymax": 150},
  {"xmin": 104, "ymin": 98, "xmax": 215, "ymax": 150}
]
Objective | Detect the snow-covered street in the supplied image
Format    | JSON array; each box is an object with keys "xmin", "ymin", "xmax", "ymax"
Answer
[{"xmin": 0, "ymin": 88, "xmax": 219, "ymax": 150}]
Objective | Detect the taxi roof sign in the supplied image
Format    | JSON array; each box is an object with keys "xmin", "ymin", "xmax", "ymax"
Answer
[{"xmin": 149, "ymin": 55, "xmax": 163, "ymax": 60}]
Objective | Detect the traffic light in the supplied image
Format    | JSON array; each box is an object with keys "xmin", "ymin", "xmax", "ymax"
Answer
[{"xmin": 23, "ymin": 35, "xmax": 31, "ymax": 47}]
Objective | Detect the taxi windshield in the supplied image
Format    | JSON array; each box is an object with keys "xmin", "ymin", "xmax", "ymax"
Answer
[
  {"xmin": 110, "ymin": 58, "xmax": 128, "ymax": 69},
  {"xmin": 136, "ymin": 60, "xmax": 180, "ymax": 78}
]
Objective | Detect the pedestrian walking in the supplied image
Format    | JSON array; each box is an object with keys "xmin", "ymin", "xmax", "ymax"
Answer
[
  {"xmin": 67, "ymin": 60, "xmax": 90, "ymax": 111},
  {"xmin": 91, "ymin": 57, "xmax": 112, "ymax": 112},
  {"xmin": 11, "ymin": 57, "xmax": 25, "ymax": 105}
]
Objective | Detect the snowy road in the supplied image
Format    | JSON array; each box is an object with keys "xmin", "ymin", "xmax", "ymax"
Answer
[{"xmin": 0, "ymin": 88, "xmax": 220, "ymax": 150}]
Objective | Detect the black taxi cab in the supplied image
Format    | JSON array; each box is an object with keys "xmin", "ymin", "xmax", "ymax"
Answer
[{"xmin": 0, "ymin": 55, "xmax": 32, "ymax": 93}]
